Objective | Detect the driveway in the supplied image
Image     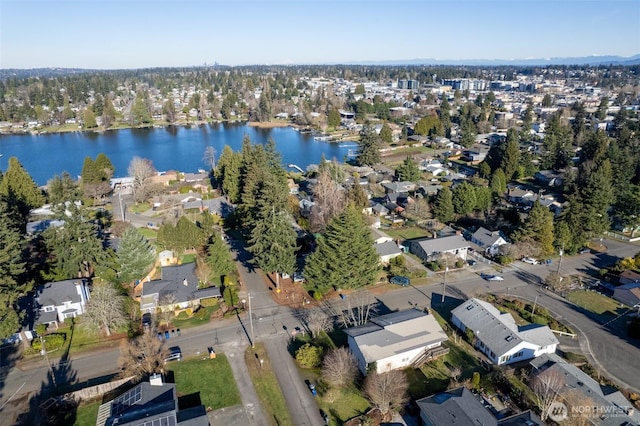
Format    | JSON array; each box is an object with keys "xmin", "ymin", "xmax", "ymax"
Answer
[{"xmin": 263, "ymin": 336, "xmax": 324, "ymax": 426}]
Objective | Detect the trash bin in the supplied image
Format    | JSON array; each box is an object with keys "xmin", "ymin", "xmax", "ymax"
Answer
[{"xmin": 209, "ymin": 348, "xmax": 216, "ymax": 359}]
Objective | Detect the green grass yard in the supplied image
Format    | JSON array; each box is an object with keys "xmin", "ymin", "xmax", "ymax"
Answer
[
  {"xmin": 383, "ymin": 226, "xmax": 431, "ymax": 241},
  {"xmin": 74, "ymin": 400, "xmax": 101, "ymax": 426},
  {"xmin": 566, "ymin": 290, "xmax": 622, "ymax": 316},
  {"xmin": 167, "ymin": 355, "xmax": 242, "ymax": 410}
]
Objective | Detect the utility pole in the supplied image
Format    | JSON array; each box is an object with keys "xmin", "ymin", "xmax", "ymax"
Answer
[
  {"xmin": 532, "ymin": 295, "xmax": 538, "ymax": 317},
  {"xmin": 554, "ymin": 242, "xmax": 565, "ymax": 290},
  {"xmin": 248, "ymin": 292, "xmax": 255, "ymax": 348},
  {"xmin": 40, "ymin": 336, "xmax": 57, "ymax": 388},
  {"xmin": 118, "ymin": 190, "xmax": 125, "ymax": 222}
]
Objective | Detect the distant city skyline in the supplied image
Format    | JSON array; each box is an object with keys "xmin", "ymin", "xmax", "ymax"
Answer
[{"xmin": 1, "ymin": 0, "xmax": 639, "ymax": 69}]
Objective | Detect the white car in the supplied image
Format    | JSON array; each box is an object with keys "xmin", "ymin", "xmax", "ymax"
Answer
[
  {"xmin": 522, "ymin": 257, "xmax": 539, "ymax": 265},
  {"xmin": 481, "ymin": 273, "xmax": 504, "ymax": 281}
]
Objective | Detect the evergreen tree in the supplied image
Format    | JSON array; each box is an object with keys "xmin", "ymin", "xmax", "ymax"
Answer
[
  {"xmin": 248, "ymin": 206, "xmax": 297, "ymax": 289},
  {"xmin": 501, "ymin": 128, "xmax": 521, "ymax": 180},
  {"xmin": 452, "ymin": 182, "xmax": 477, "ymax": 216},
  {"xmin": 513, "ymin": 201, "xmax": 555, "ymax": 256},
  {"xmin": 395, "ymin": 156, "xmax": 421, "ymax": 182},
  {"xmin": 206, "ymin": 233, "xmax": 235, "ymax": 279},
  {"xmin": 460, "ymin": 119, "xmax": 476, "ymax": 148},
  {"xmin": 596, "ymin": 96, "xmax": 608, "ymax": 120},
  {"xmin": 438, "ymin": 97, "xmax": 451, "ymax": 135},
  {"xmin": 490, "ymin": 169, "xmax": 507, "ymax": 196},
  {"xmin": 0, "ymin": 156, "xmax": 45, "ymax": 219},
  {"xmin": 0, "ymin": 198, "xmax": 28, "ymax": 339},
  {"xmin": 102, "ymin": 96, "xmax": 117, "ymax": 128},
  {"xmin": 43, "ymin": 204, "xmax": 113, "ymax": 279},
  {"xmin": 117, "ymin": 226, "xmax": 156, "ymax": 284},
  {"xmin": 95, "ymin": 153, "xmax": 115, "ymax": 180},
  {"xmin": 474, "ymin": 186, "xmax": 493, "ymax": 215},
  {"xmin": 379, "ymin": 123, "xmax": 393, "ymax": 143},
  {"xmin": 131, "ymin": 95, "xmax": 152, "ymax": 125},
  {"xmin": 347, "ymin": 173, "xmax": 369, "ymax": 210},
  {"xmin": 328, "ymin": 108, "xmax": 341, "ymax": 128},
  {"xmin": 84, "ymin": 108, "xmax": 97, "ymax": 128},
  {"xmin": 303, "ymin": 204, "xmax": 379, "ymax": 294},
  {"xmin": 215, "ymin": 145, "xmax": 242, "ymax": 203},
  {"xmin": 356, "ymin": 122, "xmax": 381, "ymax": 166},
  {"xmin": 47, "ymin": 172, "xmax": 80, "ymax": 205},
  {"xmin": 433, "ymin": 187, "xmax": 454, "ymax": 223}
]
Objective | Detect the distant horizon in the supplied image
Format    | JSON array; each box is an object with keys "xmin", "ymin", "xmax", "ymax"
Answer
[
  {"xmin": 2, "ymin": 52, "xmax": 639, "ymax": 71},
  {"xmin": 1, "ymin": 0, "xmax": 638, "ymax": 69}
]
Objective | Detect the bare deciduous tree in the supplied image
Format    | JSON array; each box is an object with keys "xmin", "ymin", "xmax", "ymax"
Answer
[
  {"xmin": 321, "ymin": 347, "xmax": 358, "ymax": 388},
  {"xmin": 158, "ymin": 293, "xmax": 177, "ymax": 326},
  {"xmin": 118, "ymin": 331, "xmax": 169, "ymax": 381},
  {"xmin": 195, "ymin": 254, "xmax": 212, "ymax": 286},
  {"xmin": 338, "ymin": 291, "xmax": 378, "ymax": 328},
  {"xmin": 203, "ymin": 146, "xmax": 216, "ymax": 172},
  {"xmin": 449, "ymin": 366, "xmax": 462, "ymax": 386},
  {"xmin": 364, "ymin": 370, "xmax": 409, "ymax": 417},
  {"xmin": 531, "ymin": 369, "xmax": 564, "ymax": 421},
  {"xmin": 303, "ymin": 309, "xmax": 333, "ymax": 338},
  {"xmin": 405, "ymin": 196, "xmax": 431, "ymax": 222},
  {"xmin": 83, "ymin": 281, "xmax": 128, "ymax": 337},
  {"xmin": 310, "ymin": 171, "xmax": 345, "ymax": 232},
  {"xmin": 128, "ymin": 156, "xmax": 157, "ymax": 203}
]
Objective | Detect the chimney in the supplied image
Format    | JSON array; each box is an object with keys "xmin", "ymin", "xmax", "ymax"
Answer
[
  {"xmin": 433, "ymin": 231, "xmax": 437, "ymax": 239},
  {"xmin": 150, "ymin": 373, "xmax": 163, "ymax": 386},
  {"xmin": 183, "ymin": 278, "xmax": 188, "ymax": 286}
]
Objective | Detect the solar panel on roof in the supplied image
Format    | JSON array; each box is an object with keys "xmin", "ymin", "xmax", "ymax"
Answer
[{"xmin": 111, "ymin": 385, "xmax": 142, "ymax": 416}]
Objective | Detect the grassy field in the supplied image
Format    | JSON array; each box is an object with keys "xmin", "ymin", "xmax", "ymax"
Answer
[
  {"xmin": 180, "ymin": 253, "xmax": 197, "ymax": 264},
  {"xmin": 167, "ymin": 355, "xmax": 241, "ymax": 410},
  {"xmin": 138, "ymin": 228, "xmax": 158, "ymax": 239},
  {"xmin": 170, "ymin": 305, "xmax": 219, "ymax": 329},
  {"xmin": 383, "ymin": 226, "xmax": 431, "ymax": 241},
  {"xmin": 566, "ymin": 290, "xmax": 622, "ymax": 316},
  {"xmin": 74, "ymin": 400, "xmax": 101, "ymax": 426},
  {"xmin": 129, "ymin": 202, "xmax": 151, "ymax": 214},
  {"xmin": 244, "ymin": 343, "xmax": 294, "ymax": 426}
]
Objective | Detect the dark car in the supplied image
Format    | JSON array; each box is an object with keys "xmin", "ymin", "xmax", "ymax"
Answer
[
  {"xmin": 467, "ymin": 259, "xmax": 477, "ymax": 266},
  {"xmin": 141, "ymin": 313, "xmax": 152, "ymax": 329},
  {"xmin": 164, "ymin": 346, "xmax": 182, "ymax": 363},
  {"xmin": 390, "ymin": 276, "xmax": 410, "ymax": 286}
]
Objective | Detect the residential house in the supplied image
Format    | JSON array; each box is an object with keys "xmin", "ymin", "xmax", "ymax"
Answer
[
  {"xmin": 35, "ymin": 279, "xmax": 91, "ymax": 328},
  {"xmin": 287, "ymin": 178, "xmax": 299, "ymax": 195},
  {"xmin": 530, "ymin": 353, "xmax": 640, "ymax": 426},
  {"xmin": 417, "ymin": 387, "xmax": 543, "ymax": 426},
  {"xmin": 183, "ymin": 172, "xmax": 209, "ymax": 183},
  {"xmin": 410, "ymin": 234, "xmax": 469, "ymax": 262},
  {"xmin": 182, "ymin": 196, "xmax": 234, "ymax": 218},
  {"xmin": 451, "ymin": 298, "xmax": 558, "ymax": 365},
  {"xmin": 370, "ymin": 202, "xmax": 390, "ymax": 217},
  {"xmin": 100, "ymin": 374, "xmax": 208, "ymax": 426},
  {"xmin": 150, "ymin": 170, "xmax": 179, "ymax": 186},
  {"xmin": 613, "ymin": 282, "xmax": 640, "ymax": 308},
  {"xmin": 462, "ymin": 146, "xmax": 489, "ymax": 164},
  {"xmin": 471, "ymin": 227, "xmax": 509, "ymax": 256},
  {"xmin": 382, "ymin": 181, "xmax": 416, "ymax": 194},
  {"xmin": 415, "ymin": 181, "xmax": 443, "ymax": 197},
  {"xmin": 140, "ymin": 264, "xmax": 221, "ymax": 314},
  {"xmin": 506, "ymin": 185, "xmax": 535, "ymax": 205},
  {"xmin": 619, "ymin": 270, "xmax": 640, "ymax": 286},
  {"xmin": 26, "ymin": 219, "xmax": 65, "ymax": 236},
  {"xmin": 345, "ymin": 309, "xmax": 448, "ymax": 375},
  {"xmin": 370, "ymin": 228, "xmax": 402, "ymax": 263},
  {"xmin": 535, "ymin": 170, "xmax": 564, "ymax": 187}
]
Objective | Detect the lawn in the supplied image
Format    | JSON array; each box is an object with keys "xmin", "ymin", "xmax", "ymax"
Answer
[
  {"xmin": 383, "ymin": 226, "xmax": 431, "ymax": 241},
  {"xmin": 318, "ymin": 388, "xmax": 370, "ymax": 425},
  {"xmin": 566, "ymin": 290, "xmax": 622, "ymax": 316},
  {"xmin": 180, "ymin": 253, "xmax": 197, "ymax": 264},
  {"xmin": 138, "ymin": 228, "xmax": 157, "ymax": 239},
  {"xmin": 167, "ymin": 355, "xmax": 241, "ymax": 410},
  {"xmin": 129, "ymin": 202, "xmax": 151, "ymax": 214},
  {"xmin": 74, "ymin": 400, "xmax": 101, "ymax": 426},
  {"xmin": 244, "ymin": 343, "xmax": 294, "ymax": 426},
  {"xmin": 170, "ymin": 305, "xmax": 219, "ymax": 329}
]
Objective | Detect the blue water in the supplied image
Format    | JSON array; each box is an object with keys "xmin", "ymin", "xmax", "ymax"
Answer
[{"xmin": 0, "ymin": 123, "xmax": 352, "ymax": 185}]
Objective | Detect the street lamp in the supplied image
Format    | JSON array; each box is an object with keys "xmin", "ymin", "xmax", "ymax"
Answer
[
  {"xmin": 247, "ymin": 293, "xmax": 255, "ymax": 349},
  {"xmin": 441, "ymin": 255, "xmax": 449, "ymax": 304}
]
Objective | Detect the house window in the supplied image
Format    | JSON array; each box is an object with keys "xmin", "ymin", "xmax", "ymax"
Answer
[{"xmin": 44, "ymin": 306, "xmax": 54, "ymax": 312}]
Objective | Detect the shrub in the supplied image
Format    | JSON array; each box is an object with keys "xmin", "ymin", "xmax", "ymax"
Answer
[
  {"xmin": 313, "ymin": 291, "xmax": 323, "ymax": 301},
  {"xmin": 472, "ymin": 372, "xmax": 480, "ymax": 389},
  {"xmin": 295, "ymin": 343, "xmax": 323, "ymax": 368},
  {"xmin": 31, "ymin": 333, "xmax": 66, "ymax": 351},
  {"xmin": 455, "ymin": 259, "xmax": 465, "ymax": 269},
  {"xmin": 175, "ymin": 311, "xmax": 190, "ymax": 320},
  {"xmin": 200, "ymin": 298, "xmax": 219, "ymax": 308},
  {"xmin": 495, "ymin": 255, "xmax": 512, "ymax": 265}
]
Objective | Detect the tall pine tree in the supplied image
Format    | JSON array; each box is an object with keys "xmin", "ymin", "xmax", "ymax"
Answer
[
  {"xmin": 303, "ymin": 204, "xmax": 379, "ymax": 294},
  {"xmin": 117, "ymin": 226, "xmax": 156, "ymax": 284}
]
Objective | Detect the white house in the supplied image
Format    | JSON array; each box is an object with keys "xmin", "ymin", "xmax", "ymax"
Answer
[
  {"xmin": 370, "ymin": 228, "xmax": 402, "ymax": 264},
  {"xmin": 345, "ymin": 309, "xmax": 448, "ymax": 375},
  {"xmin": 35, "ymin": 279, "xmax": 91, "ymax": 328},
  {"xmin": 451, "ymin": 299, "xmax": 558, "ymax": 365},
  {"xmin": 410, "ymin": 234, "xmax": 469, "ymax": 262},
  {"xmin": 471, "ymin": 227, "xmax": 509, "ymax": 256}
]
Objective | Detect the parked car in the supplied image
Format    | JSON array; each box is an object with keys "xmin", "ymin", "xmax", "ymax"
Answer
[
  {"xmin": 521, "ymin": 257, "xmax": 539, "ymax": 265},
  {"xmin": 390, "ymin": 276, "xmax": 410, "ymax": 286},
  {"xmin": 467, "ymin": 259, "xmax": 477, "ymax": 266},
  {"xmin": 579, "ymin": 248, "xmax": 591, "ymax": 254},
  {"xmin": 481, "ymin": 273, "xmax": 504, "ymax": 281},
  {"xmin": 293, "ymin": 272, "xmax": 305, "ymax": 283},
  {"xmin": 164, "ymin": 346, "xmax": 182, "ymax": 363},
  {"xmin": 141, "ymin": 313, "xmax": 152, "ymax": 329},
  {"xmin": 307, "ymin": 382, "xmax": 317, "ymax": 396}
]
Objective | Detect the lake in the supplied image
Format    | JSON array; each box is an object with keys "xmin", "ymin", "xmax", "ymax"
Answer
[{"xmin": 0, "ymin": 123, "xmax": 357, "ymax": 185}]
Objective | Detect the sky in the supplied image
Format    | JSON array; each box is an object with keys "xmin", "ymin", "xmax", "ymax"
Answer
[{"xmin": 1, "ymin": 0, "xmax": 639, "ymax": 69}]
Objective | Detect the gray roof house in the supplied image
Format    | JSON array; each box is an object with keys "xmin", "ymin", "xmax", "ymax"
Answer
[
  {"xmin": 530, "ymin": 353, "xmax": 640, "ymax": 426},
  {"xmin": 182, "ymin": 196, "xmax": 234, "ymax": 218},
  {"xmin": 613, "ymin": 282, "xmax": 640, "ymax": 308},
  {"xmin": 417, "ymin": 387, "xmax": 543, "ymax": 426},
  {"xmin": 471, "ymin": 227, "xmax": 509, "ymax": 255},
  {"xmin": 345, "ymin": 309, "xmax": 448, "ymax": 375},
  {"xmin": 410, "ymin": 234, "xmax": 469, "ymax": 262},
  {"xmin": 140, "ymin": 264, "xmax": 221, "ymax": 314},
  {"xmin": 452, "ymin": 299, "xmax": 558, "ymax": 365},
  {"xmin": 35, "ymin": 279, "xmax": 90, "ymax": 328},
  {"xmin": 382, "ymin": 181, "xmax": 416, "ymax": 193},
  {"xmin": 100, "ymin": 374, "xmax": 208, "ymax": 426}
]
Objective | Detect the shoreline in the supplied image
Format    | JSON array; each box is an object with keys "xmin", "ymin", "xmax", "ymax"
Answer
[{"xmin": 0, "ymin": 119, "xmax": 298, "ymax": 137}]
